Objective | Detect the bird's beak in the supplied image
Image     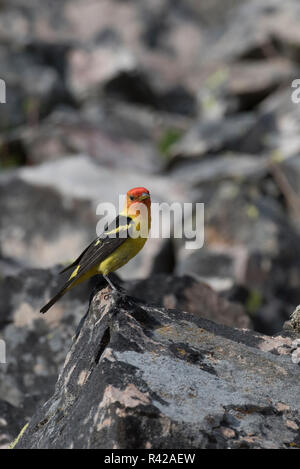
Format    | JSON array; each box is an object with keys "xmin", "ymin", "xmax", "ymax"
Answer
[{"xmin": 139, "ymin": 193, "xmax": 150, "ymax": 201}]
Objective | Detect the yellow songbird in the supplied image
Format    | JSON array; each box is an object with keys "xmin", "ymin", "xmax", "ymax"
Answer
[{"xmin": 40, "ymin": 187, "xmax": 151, "ymax": 313}]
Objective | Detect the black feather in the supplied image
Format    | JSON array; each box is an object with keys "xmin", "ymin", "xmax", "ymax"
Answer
[
  {"xmin": 40, "ymin": 279, "xmax": 73, "ymax": 314},
  {"xmin": 71, "ymin": 215, "xmax": 133, "ymax": 279},
  {"xmin": 40, "ymin": 215, "xmax": 133, "ymax": 313}
]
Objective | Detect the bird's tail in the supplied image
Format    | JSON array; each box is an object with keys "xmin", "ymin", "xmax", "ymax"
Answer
[{"xmin": 40, "ymin": 279, "xmax": 73, "ymax": 314}]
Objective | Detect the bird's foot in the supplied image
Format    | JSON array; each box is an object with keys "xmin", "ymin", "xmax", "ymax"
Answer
[{"xmin": 103, "ymin": 274, "xmax": 126, "ymax": 296}]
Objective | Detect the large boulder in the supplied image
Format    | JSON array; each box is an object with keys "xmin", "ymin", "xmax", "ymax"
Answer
[
  {"xmin": 15, "ymin": 286, "xmax": 300, "ymax": 449},
  {"xmin": 125, "ymin": 274, "xmax": 250, "ymax": 329}
]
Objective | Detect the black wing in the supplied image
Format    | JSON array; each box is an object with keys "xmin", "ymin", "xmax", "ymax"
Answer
[
  {"xmin": 59, "ymin": 214, "xmax": 121, "ymax": 274},
  {"xmin": 64, "ymin": 215, "xmax": 134, "ymax": 280}
]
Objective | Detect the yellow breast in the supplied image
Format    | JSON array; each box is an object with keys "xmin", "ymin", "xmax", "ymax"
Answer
[{"xmin": 98, "ymin": 235, "xmax": 148, "ymax": 275}]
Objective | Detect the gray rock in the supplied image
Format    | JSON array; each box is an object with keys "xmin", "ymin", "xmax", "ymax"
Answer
[
  {"xmin": 203, "ymin": 0, "xmax": 300, "ymax": 63},
  {"xmin": 197, "ymin": 58, "xmax": 296, "ymax": 120},
  {"xmin": 169, "ymin": 152, "xmax": 267, "ymax": 185},
  {"xmin": 14, "ymin": 288, "xmax": 300, "ymax": 449},
  {"xmin": 175, "ymin": 248, "xmax": 236, "ymax": 286},
  {"xmin": 224, "ymin": 59, "xmax": 296, "ymax": 111},
  {"xmin": 290, "ymin": 305, "xmax": 300, "ymax": 333},
  {"xmin": 66, "ymin": 44, "xmax": 136, "ymax": 101},
  {"xmin": 0, "ymin": 46, "xmax": 67, "ymax": 131},
  {"xmin": 169, "ymin": 114, "xmax": 258, "ymax": 160},
  {"xmin": 279, "ymin": 155, "xmax": 300, "ymax": 203},
  {"xmin": 0, "ymin": 169, "xmax": 94, "ymax": 269},
  {"xmin": 255, "ymin": 87, "xmax": 300, "ymax": 161},
  {"xmin": 5, "ymin": 106, "xmax": 163, "ymax": 173},
  {"xmin": 125, "ymin": 273, "xmax": 250, "ymax": 329}
]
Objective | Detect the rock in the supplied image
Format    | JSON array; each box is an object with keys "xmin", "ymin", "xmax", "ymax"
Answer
[
  {"xmin": 224, "ymin": 59, "xmax": 296, "ymax": 111},
  {"xmin": 278, "ymin": 155, "xmax": 300, "ymax": 203},
  {"xmin": 0, "ymin": 255, "xmax": 24, "ymax": 277},
  {"xmin": 16, "ymin": 154, "xmax": 185, "ymax": 208},
  {"xmin": 15, "ymin": 288, "xmax": 300, "ymax": 449},
  {"xmin": 67, "ymin": 44, "xmax": 136, "ymax": 101},
  {"xmin": 181, "ymin": 0, "xmax": 249, "ymax": 27},
  {"xmin": 0, "ymin": 170, "xmax": 95, "ymax": 269},
  {"xmin": 169, "ymin": 114, "xmax": 258, "ymax": 160},
  {"xmin": 168, "ymin": 153, "xmax": 267, "ymax": 190},
  {"xmin": 63, "ymin": 0, "xmax": 203, "ymax": 105},
  {"xmin": 203, "ymin": 0, "xmax": 300, "ymax": 63},
  {"xmin": 290, "ymin": 305, "xmax": 300, "ymax": 333},
  {"xmin": 195, "ymin": 58, "xmax": 296, "ymax": 121},
  {"xmin": 0, "ymin": 6, "xmax": 30, "ymax": 46},
  {"xmin": 104, "ymin": 71, "xmax": 197, "ymax": 116},
  {"xmin": 5, "ymin": 106, "xmax": 163, "ymax": 173},
  {"xmin": 255, "ymin": 87, "xmax": 300, "ymax": 161},
  {"xmin": 125, "ymin": 274, "xmax": 250, "ymax": 329},
  {"xmin": 175, "ymin": 248, "xmax": 236, "ymax": 284},
  {"xmin": 0, "ymin": 47, "xmax": 68, "ymax": 131}
]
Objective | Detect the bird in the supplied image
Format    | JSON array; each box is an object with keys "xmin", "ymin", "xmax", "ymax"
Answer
[{"xmin": 40, "ymin": 187, "xmax": 151, "ymax": 314}]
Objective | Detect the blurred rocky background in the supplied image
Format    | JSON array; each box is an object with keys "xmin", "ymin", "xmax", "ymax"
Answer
[{"xmin": 1, "ymin": 0, "xmax": 300, "ymax": 448}]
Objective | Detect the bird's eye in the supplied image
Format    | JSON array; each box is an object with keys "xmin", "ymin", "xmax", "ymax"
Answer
[{"xmin": 129, "ymin": 195, "xmax": 134, "ymax": 201}]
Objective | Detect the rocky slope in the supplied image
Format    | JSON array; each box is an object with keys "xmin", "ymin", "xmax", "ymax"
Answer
[{"xmin": 2, "ymin": 0, "xmax": 300, "ymax": 450}]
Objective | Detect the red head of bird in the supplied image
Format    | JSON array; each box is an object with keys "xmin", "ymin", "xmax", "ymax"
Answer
[
  {"xmin": 125, "ymin": 187, "xmax": 151, "ymax": 213},
  {"xmin": 124, "ymin": 187, "xmax": 151, "ymax": 236}
]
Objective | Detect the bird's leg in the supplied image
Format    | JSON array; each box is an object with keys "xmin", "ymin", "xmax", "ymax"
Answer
[{"xmin": 103, "ymin": 274, "xmax": 118, "ymax": 291}]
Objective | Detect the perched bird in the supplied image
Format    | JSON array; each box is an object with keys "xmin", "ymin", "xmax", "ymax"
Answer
[{"xmin": 40, "ymin": 187, "xmax": 151, "ymax": 314}]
